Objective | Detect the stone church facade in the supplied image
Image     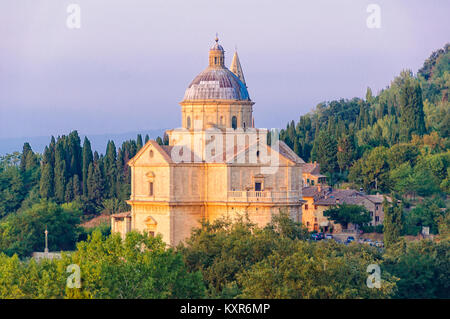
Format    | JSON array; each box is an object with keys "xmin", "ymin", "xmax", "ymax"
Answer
[{"xmin": 112, "ymin": 38, "xmax": 305, "ymax": 246}]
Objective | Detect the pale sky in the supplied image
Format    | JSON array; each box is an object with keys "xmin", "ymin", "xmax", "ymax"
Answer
[{"xmin": 0, "ymin": 0, "xmax": 449, "ymax": 139}]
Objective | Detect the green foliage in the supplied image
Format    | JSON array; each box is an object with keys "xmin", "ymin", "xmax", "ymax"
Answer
[
  {"xmin": 67, "ymin": 231, "xmax": 205, "ymax": 298},
  {"xmin": 403, "ymin": 197, "xmax": 446, "ymax": 235},
  {"xmin": 179, "ymin": 215, "xmax": 284, "ymax": 297},
  {"xmin": 312, "ymin": 130, "xmax": 337, "ymax": 176},
  {"xmin": 383, "ymin": 239, "xmax": 450, "ymax": 298},
  {"xmin": 383, "ymin": 199, "xmax": 403, "ymax": 248},
  {"xmin": 238, "ymin": 241, "xmax": 396, "ymax": 298},
  {"xmin": 349, "ymin": 146, "xmax": 391, "ymax": 192},
  {"xmin": 0, "ymin": 200, "xmax": 81, "ymax": 257},
  {"xmin": 0, "ymin": 231, "xmax": 206, "ymax": 299},
  {"xmin": 398, "ymin": 72, "xmax": 426, "ymax": 141},
  {"xmin": 337, "ymin": 133, "xmax": 356, "ymax": 172},
  {"xmin": 0, "ymin": 166, "xmax": 26, "ymax": 217},
  {"xmin": 323, "ymin": 203, "xmax": 371, "ymax": 230}
]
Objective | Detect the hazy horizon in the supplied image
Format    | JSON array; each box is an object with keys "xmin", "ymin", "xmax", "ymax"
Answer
[{"xmin": 1, "ymin": 0, "xmax": 449, "ymax": 140}]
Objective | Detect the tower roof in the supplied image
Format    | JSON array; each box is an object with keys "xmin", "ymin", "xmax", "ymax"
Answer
[
  {"xmin": 210, "ymin": 36, "xmax": 224, "ymax": 51},
  {"xmin": 230, "ymin": 51, "xmax": 246, "ymax": 85}
]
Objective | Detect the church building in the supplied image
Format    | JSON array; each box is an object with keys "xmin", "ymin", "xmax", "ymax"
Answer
[{"xmin": 111, "ymin": 37, "xmax": 305, "ymax": 245}]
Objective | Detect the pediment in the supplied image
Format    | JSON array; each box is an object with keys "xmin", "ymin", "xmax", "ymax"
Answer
[{"xmin": 128, "ymin": 140, "xmax": 173, "ymax": 167}]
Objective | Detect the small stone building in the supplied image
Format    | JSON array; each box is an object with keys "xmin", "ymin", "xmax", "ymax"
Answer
[{"xmin": 302, "ymin": 186, "xmax": 388, "ymax": 232}]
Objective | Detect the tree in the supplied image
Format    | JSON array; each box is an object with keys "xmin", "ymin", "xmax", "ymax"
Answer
[
  {"xmin": 383, "ymin": 240, "xmax": 450, "ymax": 298},
  {"xmin": 136, "ymin": 134, "xmax": 143, "ymax": 150},
  {"xmin": 399, "ymin": 74, "xmax": 426, "ymax": 141},
  {"xmin": 323, "ymin": 203, "xmax": 371, "ymax": 230},
  {"xmin": 349, "ymin": 146, "xmax": 391, "ymax": 192},
  {"xmin": 238, "ymin": 240, "xmax": 397, "ymax": 299},
  {"xmin": 383, "ymin": 199, "xmax": 403, "ymax": 248},
  {"xmin": 87, "ymin": 160, "xmax": 105, "ymax": 212},
  {"xmin": 366, "ymin": 87, "xmax": 374, "ymax": 104},
  {"xmin": 82, "ymin": 137, "xmax": 93, "ymax": 197},
  {"xmin": 19, "ymin": 143, "xmax": 38, "ymax": 172},
  {"xmin": 163, "ymin": 133, "xmax": 169, "ymax": 145},
  {"xmin": 312, "ymin": 130, "xmax": 337, "ymax": 176},
  {"xmin": 0, "ymin": 166, "xmax": 26, "ymax": 217},
  {"xmin": 337, "ymin": 134, "xmax": 355, "ymax": 172},
  {"xmin": 0, "ymin": 230, "xmax": 206, "ymax": 299},
  {"xmin": 0, "ymin": 200, "xmax": 81, "ymax": 257},
  {"xmin": 104, "ymin": 141, "xmax": 117, "ymax": 198},
  {"xmin": 68, "ymin": 231, "xmax": 205, "ymax": 299},
  {"xmin": 179, "ymin": 214, "xmax": 296, "ymax": 297},
  {"xmin": 39, "ymin": 162, "xmax": 54, "ymax": 199},
  {"xmin": 39, "ymin": 146, "xmax": 54, "ymax": 199}
]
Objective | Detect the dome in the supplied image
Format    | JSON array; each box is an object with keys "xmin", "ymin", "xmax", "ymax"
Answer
[
  {"xmin": 210, "ymin": 42, "xmax": 224, "ymax": 51},
  {"xmin": 183, "ymin": 68, "xmax": 250, "ymax": 101}
]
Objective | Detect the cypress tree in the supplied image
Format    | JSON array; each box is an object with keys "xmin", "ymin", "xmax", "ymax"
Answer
[
  {"xmin": 144, "ymin": 134, "xmax": 150, "ymax": 143},
  {"xmin": 137, "ymin": 134, "xmax": 143, "ymax": 150},
  {"xmin": 54, "ymin": 140, "xmax": 67, "ymax": 203},
  {"xmin": 399, "ymin": 77, "xmax": 426, "ymax": 141},
  {"xmin": 73, "ymin": 174, "xmax": 81, "ymax": 199},
  {"xmin": 68, "ymin": 131, "xmax": 82, "ymax": 177},
  {"xmin": 39, "ymin": 146, "xmax": 54, "ymax": 199},
  {"xmin": 105, "ymin": 141, "xmax": 117, "ymax": 198},
  {"xmin": 64, "ymin": 177, "xmax": 74, "ymax": 202},
  {"xmin": 383, "ymin": 198, "xmax": 403, "ymax": 248},
  {"xmin": 163, "ymin": 133, "xmax": 169, "ymax": 145},
  {"xmin": 87, "ymin": 160, "xmax": 105, "ymax": 211},
  {"xmin": 39, "ymin": 162, "xmax": 54, "ymax": 199},
  {"xmin": 19, "ymin": 143, "xmax": 33, "ymax": 172},
  {"xmin": 293, "ymin": 137, "xmax": 301, "ymax": 156},
  {"xmin": 313, "ymin": 130, "xmax": 338, "ymax": 176},
  {"xmin": 337, "ymin": 134, "xmax": 355, "ymax": 172},
  {"xmin": 82, "ymin": 137, "xmax": 93, "ymax": 196}
]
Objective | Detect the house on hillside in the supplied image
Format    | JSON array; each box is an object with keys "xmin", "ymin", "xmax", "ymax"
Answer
[
  {"xmin": 302, "ymin": 161, "xmax": 327, "ymax": 186},
  {"xmin": 302, "ymin": 185, "xmax": 389, "ymax": 233}
]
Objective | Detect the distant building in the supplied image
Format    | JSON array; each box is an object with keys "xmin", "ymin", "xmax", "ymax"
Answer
[
  {"xmin": 302, "ymin": 161, "xmax": 327, "ymax": 186},
  {"xmin": 302, "ymin": 185, "xmax": 389, "ymax": 233}
]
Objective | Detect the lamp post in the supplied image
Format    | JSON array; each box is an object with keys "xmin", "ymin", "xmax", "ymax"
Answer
[{"xmin": 44, "ymin": 227, "xmax": 49, "ymax": 254}]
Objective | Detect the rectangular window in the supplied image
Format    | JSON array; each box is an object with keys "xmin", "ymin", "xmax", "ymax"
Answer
[
  {"xmin": 305, "ymin": 204, "xmax": 309, "ymax": 210},
  {"xmin": 149, "ymin": 182, "xmax": 154, "ymax": 196},
  {"xmin": 375, "ymin": 216, "xmax": 379, "ymax": 222},
  {"xmin": 255, "ymin": 182, "xmax": 262, "ymax": 191}
]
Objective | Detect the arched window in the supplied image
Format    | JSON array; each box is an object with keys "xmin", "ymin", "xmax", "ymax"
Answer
[
  {"xmin": 186, "ymin": 116, "xmax": 191, "ymax": 129},
  {"xmin": 232, "ymin": 116, "xmax": 237, "ymax": 129},
  {"xmin": 243, "ymin": 122, "xmax": 246, "ymax": 129}
]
